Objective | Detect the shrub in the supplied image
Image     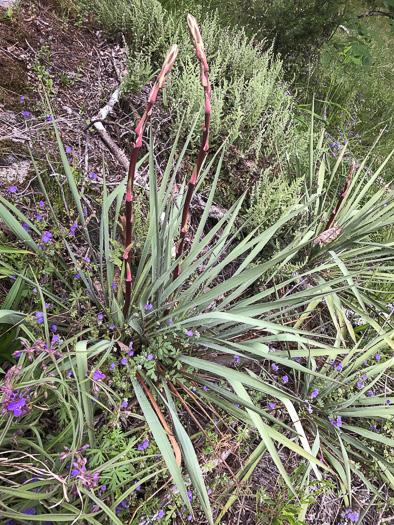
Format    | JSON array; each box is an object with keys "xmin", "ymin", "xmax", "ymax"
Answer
[{"xmin": 94, "ymin": 0, "xmax": 296, "ymax": 160}]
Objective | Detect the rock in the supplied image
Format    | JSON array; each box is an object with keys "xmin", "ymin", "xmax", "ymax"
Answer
[
  {"xmin": 0, "ymin": 159, "xmax": 32, "ymax": 185},
  {"xmin": 0, "ymin": 0, "xmax": 17, "ymax": 7}
]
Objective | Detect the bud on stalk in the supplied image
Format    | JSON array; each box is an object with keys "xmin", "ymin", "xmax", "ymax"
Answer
[{"xmin": 173, "ymin": 16, "xmax": 211, "ymax": 281}]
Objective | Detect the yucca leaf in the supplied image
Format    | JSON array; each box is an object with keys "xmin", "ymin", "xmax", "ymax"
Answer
[{"xmin": 132, "ymin": 379, "xmax": 191, "ymax": 513}]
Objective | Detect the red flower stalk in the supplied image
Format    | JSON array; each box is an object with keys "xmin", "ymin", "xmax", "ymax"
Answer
[
  {"xmin": 324, "ymin": 162, "xmax": 355, "ymax": 232},
  {"xmin": 173, "ymin": 15, "xmax": 211, "ymax": 281},
  {"xmin": 123, "ymin": 44, "xmax": 178, "ymax": 316}
]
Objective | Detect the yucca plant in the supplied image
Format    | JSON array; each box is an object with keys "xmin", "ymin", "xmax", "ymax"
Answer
[{"xmin": 1, "ymin": 14, "xmax": 394, "ymax": 525}]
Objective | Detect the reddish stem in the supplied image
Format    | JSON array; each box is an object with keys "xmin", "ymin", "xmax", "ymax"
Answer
[
  {"xmin": 122, "ymin": 45, "xmax": 178, "ymax": 316},
  {"xmin": 324, "ymin": 163, "xmax": 355, "ymax": 232},
  {"xmin": 173, "ymin": 15, "xmax": 211, "ymax": 281}
]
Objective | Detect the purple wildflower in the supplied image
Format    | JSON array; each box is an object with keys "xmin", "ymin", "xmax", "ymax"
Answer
[
  {"xmin": 97, "ymin": 314, "xmax": 103, "ymax": 320},
  {"xmin": 7, "ymin": 185, "xmax": 18, "ymax": 193},
  {"xmin": 22, "ymin": 111, "xmax": 30, "ymax": 116},
  {"xmin": 376, "ymin": 354, "xmax": 381, "ymax": 361},
  {"xmin": 311, "ymin": 389, "xmax": 319, "ymax": 398},
  {"xmin": 23, "ymin": 508, "xmax": 36, "ymax": 515},
  {"xmin": 330, "ymin": 416, "xmax": 342, "ymax": 428},
  {"xmin": 145, "ymin": 303, "xmax": 153, "ymax": 311},
  {"xmin": 283, "ymin": 375, "xmax": 289, "ymax": 383},
  {"xmin": 147, "ymin": 353, "xmax": 153, "ymax": 361},
  {"xmin": 122, "ymin": 400, "xmax": 128, "ymax": 408},
  {"xmin": 344, "ymin": 509, "xmax": 359, "ymax": 522},
  {"xmin": 272, "ymin": 363, "xmax": 279, "ymax": 371},
  {"xmin": 109, "ymin": 324, "xmax": 115, "ymax": 329},
  {"xmin": 84, "ymin": 256, "xmax": 90, "ymax": 263},
  {"xmin": 109, "ymin": 362, "xmax": 116, "ymax": 370},
  {"xmin": 234, "ymin": 355, "xmax": 241, "ymax": 364},
  {"xmin": 368, "ymin": 390, "xmax": 374, "ymax": 396},
  {"xmin": 111, "ymin": 282, "xmax": 117, "ymax": 288},
  {"xmin": 35, "ymin": 311, "xmax": 44, "ymax": 324},
  {"xmin": 169, "ymin": 318, "xmax": 173, "ymax": 323},
  {"xmin": 89, "ymin": 173, "xmax": 97, "ymax": 179},
  {"xmin": 121, "ymin": 358, "xmax": 127, "ymax": 365},
  {"xmin": 20, "ymin": 96, "xmax": 25, "ymax": 103},
  {"xmin": 42, "ymin": 231, "xmax": 52, "ymax": 243},
  {"xmin": 92, "ymin": 370, "xmax": 106, "ymax": 381},
  {"xmin": 7, "ymin": 397, "xmax": 26, "ymax": 417},
  {"xmin": 66, "ymin": 147, "xmax": 72, "ymax": 153},
  {"xmin": 138, "ymin": 440, "xmax": 149, "ymax": 451},
  {"xmin": 357, "ymin": 382, "xmax": 363, "ymax": 388},
  {"xmin": 74, "ymin": 273, "xmax": 80, "ymax": 279},
  {"xmin": 51, "ymin": 325, "xmax": 57, "ymax": 332},
  {"xmin": 186, "ymin": 330, "xmax": 194, "ymax": 336}
]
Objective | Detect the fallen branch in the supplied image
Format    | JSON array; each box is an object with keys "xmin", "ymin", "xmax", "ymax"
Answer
[
  {"xmin": 87, "ymin": 81, "xmax": 230, "ymax": 221},
  {"xmin": 90, "ymin": 87, "xmax": 129, "ymax": 169}
]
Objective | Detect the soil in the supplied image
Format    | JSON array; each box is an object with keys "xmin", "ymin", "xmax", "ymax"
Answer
[{"xmin": 0, "ymin": 0, "xmax": 137, "ymax": 194}]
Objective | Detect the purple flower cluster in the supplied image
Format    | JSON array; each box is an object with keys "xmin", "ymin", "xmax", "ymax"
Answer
[
  {"xmin": 116, "ymin": 499, "xmax": 130, "ymax": 514},
  {"xmin": 311, "ymin": 389, "xmax": 319, "ymax": 399},
  {"xmin": 138, "ymin": 439, "xmax": 149, "ymax": 451},
  {"xmin": 329, "ymin": 416, "xmax": 342, "ymax": 428},
  {"xmin": 92, "ymin": 370, "xmax": 106, "ymax": 381},
  {"xmin": 60, "ymin": 445, "xmax": 99, "ymax": 495},
  {"xmin": 330, "ymin": 361, "xmax": 342, "ymax": 372},
  {"xmin": 344, "ymin": 509, "xmax": 359, "ymax": 522},
  {"xmin": 13, "ymin": 338, "xmax": 62, "ymax": 362},
  {"xmin": 1, "ymin": 365, "xmax": 30, "ymax": 418},
  {"xmin": 42, "ymin": 231, "xmax": 52, "ymax": 243},
  {"xmin": 145, "ymin": 303, "xmax": 153, "ymax": 311}
]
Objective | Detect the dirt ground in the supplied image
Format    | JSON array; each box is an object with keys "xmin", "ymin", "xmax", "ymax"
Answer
[{"xmin": 0, "ymin": 0, "xmax": 143, "ymax": 197}]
